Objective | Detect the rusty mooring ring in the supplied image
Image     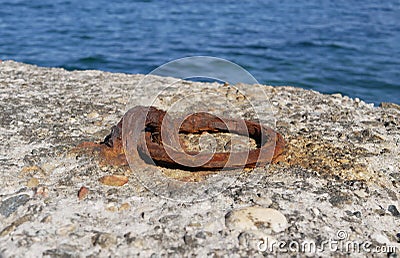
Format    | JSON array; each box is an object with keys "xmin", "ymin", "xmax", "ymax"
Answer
[{"xmin": 101, "ymin": 106, "xmax": 285, "ymax": 170}]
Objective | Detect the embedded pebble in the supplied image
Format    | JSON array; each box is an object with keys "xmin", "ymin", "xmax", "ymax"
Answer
[
  {"xmin": 106, "ymin": 203, "xmax": 118, "ymax": 212},
  {"xmin": 372, "ymin": 232, "xmax": 390, "ymax": 245},
  {"xmin": 99, "ymin": 175, "xmax": 128, "ymax": 186},
  {"xmin": 35, "ymin": 187, "xmax": 49, "ymax": 198},
  {"xmin": 388, "ymin": 205, "xmax": 400, "ymax": 217},
  {"xmin": 92, "ymin": 232, "xmax": 117, "ymax": 248},
  {"xmin": 41, "ymin": 215, "xmax": 52, "ymax": 223},
  {"xmin": 77, "ymin": 186, "xmax": 89, "ymax": 200},
  {"xmin": 0, "ymin": 194, "xmax": 30, "ymax": 217},
  {"xmin": 87, "ymin": 111, "xmax": 100, "ymax": 120},
  {"xmin": 354, "ymin": 189, "xmax": 368, "ymax": 198},
  {"xmin": 56, "ymin": 224, "xmax": 76, "ymax": 236},
  {"xmin": 119, "ymin": 203, "xmax": 131, "ymax": 211},
  {"xmin": 26, "ymin": 177, "xmax": 39, "ymax": 188},
  {"xmin": 225, "ymin": 207, "xmax": 288, "ymax": 233},
  {"xmin": 311, "ymin": 207, "xmax": 320, "ymax": 217},
  {"xmin": 252, "ymin": 195, "xmax": 272, "ymax": 207}
]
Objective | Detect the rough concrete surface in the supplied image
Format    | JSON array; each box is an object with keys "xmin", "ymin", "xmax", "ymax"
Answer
[{"xmin": 0, "ymin": 61, "xmax": 399, "ymax": 257}]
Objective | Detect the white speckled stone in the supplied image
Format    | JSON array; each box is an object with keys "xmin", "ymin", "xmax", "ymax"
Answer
[{"xmin": 225, "ymin": 207, "xmax": 288, "ymax": 233}]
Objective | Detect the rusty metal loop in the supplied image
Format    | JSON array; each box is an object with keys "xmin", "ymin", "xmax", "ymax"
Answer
[{"xmin": 117, "ymin": 106, "xmax": 285, "ymax": 170}]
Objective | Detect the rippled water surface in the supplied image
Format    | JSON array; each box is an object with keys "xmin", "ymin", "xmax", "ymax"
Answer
[{"xmin": 1, "ymin": 0, "xmax": 399, "ymax": 104}]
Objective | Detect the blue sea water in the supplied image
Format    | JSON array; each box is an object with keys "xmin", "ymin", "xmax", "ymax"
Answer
[{"xmin": 0, "ymin": 0, "xmax": 399, "ymax": 105}]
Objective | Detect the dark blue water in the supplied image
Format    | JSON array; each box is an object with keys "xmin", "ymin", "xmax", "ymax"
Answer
[{"xmin": 1, "ymin": 0, "xmax": 399, "ymax": 105}]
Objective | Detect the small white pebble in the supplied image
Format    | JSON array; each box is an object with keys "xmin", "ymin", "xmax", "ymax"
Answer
[{"xmin": 87, "ymin": 111, "xmax": 100, "ymax": 119}]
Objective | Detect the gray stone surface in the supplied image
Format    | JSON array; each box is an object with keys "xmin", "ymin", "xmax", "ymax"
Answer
[
  {"xmin": 0, "ymin": 194, "xmax": 30, "ymax": 218},
  {"xmin": 0, "ymin": 60, "xmax": 399, "ymax": 257}
]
